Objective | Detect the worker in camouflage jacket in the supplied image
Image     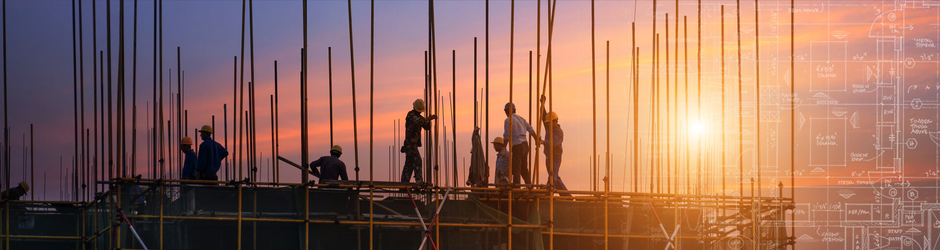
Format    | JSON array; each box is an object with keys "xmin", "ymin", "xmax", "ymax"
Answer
[{"xmin": 401, "ymin": 99, "xmax": 436, "ymax": 184}]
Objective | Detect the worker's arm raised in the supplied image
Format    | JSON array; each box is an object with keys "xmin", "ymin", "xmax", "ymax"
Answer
[{"xmin": 423, "ymin": 115, "xmax": 437, "ymax": 130}]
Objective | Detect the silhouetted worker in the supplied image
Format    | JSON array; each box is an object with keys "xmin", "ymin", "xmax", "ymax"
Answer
[
  {"xmin": 180, "ymin": 137, "xmax": 197, "ymax": 180},
  {"xmin": 503, "ymin": 102, "xmax": 541, "ymax": 185},
  {"xmin": 491, "ymin": 137, "xmax": 510, "ymax": 184},
  {"xmin": 196, "ymin": 125, "xmax": 228, "ymax": 181},
  {"xmin": 540, "ymin": 96, "xmax": 570, "ymax": 195},
  {"xmin": 1, "ymin": 182, "xmax": 29, "ymax": 200},
  {"xmin": 401, "ymin": 99, "xmax": 437, "ymax": 184},
  {"xmin": 310, "ymin": 145, "xmax": 349, "ymax": 181}
]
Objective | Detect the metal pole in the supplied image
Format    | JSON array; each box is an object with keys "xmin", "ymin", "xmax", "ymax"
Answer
[
  {"xmin": 224, "ymin": 104, "xmax": 229, "ymax": 180},
  {"xmin": 238, "ymin": 0, "xmax": 247, "ymax": 181},
  {"xmin": 790, "ymin": 0, "xmax": 796, "ymax": 247},
  {"xmin": 590, "ymin": 0, "xmax": 596, "ymax": 192},
  {"xmin": 30, "ymin": 124, "xmax": 34, "ymax": 200},
  {"xmin": 452, "ymin": 50, "xmax": 457, "ymax": 187},
  {"xmin": 632, "ymin": 24, "xmax": 638, "ymax": 193},
  {"xmin": 604, "ymin": 40, "xmax": 609, "ymax": 249},
  {"xmin": 369, "ymin": 0, "xmax": 375, "ymax": 247},
  {"xmin": 754, "ymin": 1, "xmax": 762, "ymax": 247},
  {"xmin": 697, "ymin": 0, "xmax": 702, "ymax": 196},
  {"xmin": 328, "ymin": 47, "xmax": 334, "ymax": 146},
  {"xmin": 232, "ymin": 56, "xmax": 237, "ymax": 181},
  {"xmin": 347, "ymin": 0, "xmax": 360, "ymax": 182},
  {"xmin": 274, "ymin": 60, "xmax": 280, "ymax": 183},
  {"xmin": 737, "ymin": 0, "xmax": 743, "ymax": 197},
  {"xmin": 132, "ymin": 0, "xmax": 138, "ymax": 179},
  {"xmin": 721, "ymin": 5, "xmax": 726, "ymax": 212}
]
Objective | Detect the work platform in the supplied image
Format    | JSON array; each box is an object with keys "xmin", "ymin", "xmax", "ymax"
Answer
[{"xmin": 0, "ymin": 178, "xmax": 793, "ymax": 250}]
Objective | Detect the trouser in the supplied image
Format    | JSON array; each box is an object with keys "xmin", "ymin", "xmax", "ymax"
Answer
[
  {"xmin": 545, "ymin": 150, "xmax": 570, "ymax": 195},
  {"xmin": 511, "ymin": 143, "xmax": 531, "ymax": 185},
  {"xmin": 401, "ymin": 146, "xmax": 423, "ymax": 183}
]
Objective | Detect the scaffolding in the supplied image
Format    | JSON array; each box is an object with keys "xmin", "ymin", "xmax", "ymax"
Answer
[{"xmin": 0, "ymin": 177, "xmax": 794, "ymax": 250}]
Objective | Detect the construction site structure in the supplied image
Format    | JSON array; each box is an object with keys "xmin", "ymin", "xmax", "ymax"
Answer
[{"xmin": 0, "ymin": 0, "xmax": 798, "ymax": 249}]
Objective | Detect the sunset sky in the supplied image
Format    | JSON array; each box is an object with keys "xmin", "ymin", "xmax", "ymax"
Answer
[{"xmin": 2, "ymin": 0, "xmax": 939, "ymax": 204}]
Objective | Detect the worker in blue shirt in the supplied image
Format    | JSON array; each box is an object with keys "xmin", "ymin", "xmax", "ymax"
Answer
[
  {"xmin": 195, "ymin": 125, "xmax": 228, "ymax": 181},
  {"xmin": 540, "ymin": 96, "xmax": 570, "ymax": 196},
  {"xmin": 180, "ymin": 137, "xmax": 197, "ymax": 180},
  {"xmin": 491, "ymin": 137, "xmax": 510, "ymax": 185},
  {"xmin": 309, "ymin": 145, "xmax": 349, "ymax": 181}
]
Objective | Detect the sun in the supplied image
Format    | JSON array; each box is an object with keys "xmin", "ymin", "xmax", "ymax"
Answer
[{"xmin": 689, "ymin": 120, "xmax": 707, "ymax": 137}]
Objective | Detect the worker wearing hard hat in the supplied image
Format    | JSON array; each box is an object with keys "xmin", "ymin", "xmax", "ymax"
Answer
[
  {"xmin": 1, "ymin": 182, "xmax": 29, "ymax": 200},
  {"xmin": 503, "ymin": 102, "xmax": 541, "ymax": 185},
  {"xmin": 491, "ymin": 137, "xmax": 510, "ymax": 185},
  {"xmin": 540, "ymin": 96, "xmax": 570, "ymax": 195},
  {"xmin": 400, "ymin": 99, "xmax": 437, "ymax": 184},
  {"xmin": 180, "ymin": 137, "xmax": 198, "ymax": 180},
  {"xmin": 309, "ymin": 145, "xmax": 349, "ymax": 181},
  {"xmin": 195, "ymin": 125, "xmax": 229, "ymax": 180}
]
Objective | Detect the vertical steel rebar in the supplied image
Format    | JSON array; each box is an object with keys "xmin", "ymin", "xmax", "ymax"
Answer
[
  {"xmin": 790, "ymin": 0, "xmax": 796, "ymax": 247},
  {"xmin": 132, "ymin": 0, "xmax": 138, "ymax": 179},
  {"xmin": 177, "ymin": 47, "xmax": 182, "ymax": 179},
  {"xmin": 485, "ymin": 0, "xmax": 489, "ymax": 169},
  {"xmin": 604, "ymin": 40, "xmax": 609, "ymax": 250},
  {"xmin": 452, "ymin": 50, "xmax": 457, "ymax": 187},
  {"xmin": 347, "ymin": 0, "xmax": 361, "ymax": 182},
  {"xmin": 328, "ymin": 47, "xmax": 334, "ymax": 146},
  {"xmin": 632, "ymin": 23, "xmax": 638, "ymax": 193},
  {"xmin": 30, "ymin": 125, "xmax": 34, "ymax": 200},
  {"xmin": 79, "ymin": 0, "xmax": 87, "ymax": 201},
  {"xmin": 274, "ymin": 61, "xmax": 279, "ymax": 183},
  {"xmin": 369, "ymin": 0, "xmax": 375, "ymax": 247},
  {"xmin": 71, "ymin": 0, "xmax": 79, "ymax": 204},
  {"xmin": 754, "ymin": 1, "xmax": 762, "ymax": 247},
  {"xmin": 721, "ymin": 5, "xmax": 726, "ymax": 210},
  {"xmin": 737, "ymin": 0, "xmax": 743, "ymax": 198},
  {"xmin": 231, "ymin": 56, "xmax": 236, "ymax": 180},
  {"xmin": 508, "ymin": 0, "xmax": 515, "ymax": 246},
  {"xmin": 590, "ymin": 0, "xmax": 596, "ymax": 192},
  {"xmin": 697, "ymin": 0, "xmax": 702, "ymax": 196},
  {"xmin": 238, "ymin": 0, "xmax": 247, "ymax": 181}
]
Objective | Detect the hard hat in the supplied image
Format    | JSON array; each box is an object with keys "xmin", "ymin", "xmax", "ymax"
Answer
[
  {"xmin": 547, "ymin": 112, "xmax": 559, "ymax": 121},
  {"xmin": 413, "ymin": 99, "xmax": 426, "ymax": 112},
  {"xmin": 18, "ymin": 182, "xmax": 29, "ymax": 192},
  {"xmin": 198, "ymin": 125, "xmax": 213, "ymax": 134},
  {"xmin": 180, "ymin": 137, "xmax": 194, "ymax": 145},
  {"xmin": 491, "ymin": 137, "xmax": 505, "ymax": 145},
  {"xmin": 331, "ymin": 145, "xmax": 343, "ymax": 153},
  {"xmin": 504, "ymin": 102, "xmax": 515, "ymax": 110}
]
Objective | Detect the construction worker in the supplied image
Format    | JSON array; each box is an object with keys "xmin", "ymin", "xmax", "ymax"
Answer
[
  {"xmin": 540, "ymin": 96, "xmax": 570, "ymax": 195},
  {"xmin": 1, "ymin": 182, "xmax": 29, "ymax": 200},
  {"xmin": 401, "ymin": 99, "xmax": 437, "ymax": 184},
  {"xmin": 491, "ymin": 137, "xmax": 510, "ymax": 184},
  {"xmin": 195, "ymin": 125, "xmax": 228, "ymax": 181},
  {"xmin": 309, "ymin": 145, "xmax": 349, "ymax": 181},
  {"xmin": 180, "ymin": 137, "xmax": 197, "ymax": 180},
  {"xmin": 502, "ymin": 102, "xmax": 541, "ymax": 185}
]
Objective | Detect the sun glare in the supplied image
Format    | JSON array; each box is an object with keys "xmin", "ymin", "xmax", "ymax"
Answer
[{"xmin": 689, "ymin": 120, "xmax": 707, "ymax": 137}]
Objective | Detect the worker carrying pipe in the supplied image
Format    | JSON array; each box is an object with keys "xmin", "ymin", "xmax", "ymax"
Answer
[
  {"xmin": 195, "ymin": 125, "xmax": 228, "ymax": 181},
  {"xmin": 0, "ymin": 182, "xmax": 29, "ymax": 200},
  {"xmin": 309, "ymin": 145, "xmax": 349, "ymax": 181},
  {"xmin": 400, "ymin": 99, "xmax": 437, "ymax": 184},
  {"xmin": 180, "ymin": 137, "xmax": 198, "ymax": 180},
  {"xmin": 503, "ymin": 102, "xmax": 542, "ymax": 185},
  {"xmin": 540, "ymin": 96, "xmax": 570, "ymax": 195}
]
